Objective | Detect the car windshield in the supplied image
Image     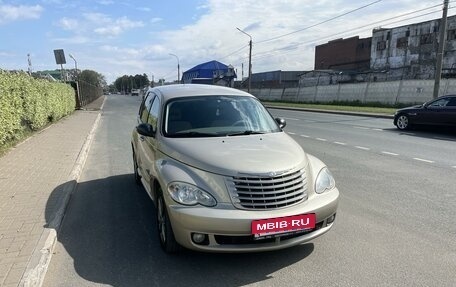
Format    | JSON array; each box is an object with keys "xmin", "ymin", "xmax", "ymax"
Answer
[{"xmin": 163, "ymin": 95, "xmax": 281, "ymax": 137}]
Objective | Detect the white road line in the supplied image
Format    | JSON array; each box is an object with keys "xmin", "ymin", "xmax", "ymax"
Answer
[
  {"xmin": 353, "ymin": 126, "xmax": 370, "ymax": 130},
  {"xmin": 300, "ymin": 135, "xmax": 310, "ymax": 138},
  {"xmin": 372, "ymin": 128, "xmax": 384, "ymax": 131},
  {"xmin": 316, "ymin": 138, "xmax": 327, "ymax": 142},
  {"xmin": 283, "ymin": 117, "xmax": 300, "ymax": 121},
  {"xmin": 355, "ymin": 146, "xmax": 370, "ymax": 150},
  {"xmin": 382, "ymin": 151, "xmax": 399, "ymax": 156},
  {"xmin": 413, "ymin": 158, "xmax": 435, "ymax": 163},
  {"xmin": 334, "ymin": 142, "xmax": 346, "ymax": 145},
  {"xmin": 452, "ymin": 166, "xmax": 456, "ymax": 169},
  {"xmin": 288, "ymin": 132, "xmax": 296, "ymax": 135}
]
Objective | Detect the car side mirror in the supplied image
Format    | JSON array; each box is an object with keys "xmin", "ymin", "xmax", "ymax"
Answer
[
  {"xmin": 136, "ymin": 123, "xmax": 156, "ymax": 137},
  {"xmin": 275, "ymin": 117, "xmax": 287, "ymax": 129}
]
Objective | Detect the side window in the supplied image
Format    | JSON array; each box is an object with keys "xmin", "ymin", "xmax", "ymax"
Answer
[
  {"xmin": 447, "ymin": 98, "xmax": 456, "ymax": 107},
  {"xmin": 140, "ymin": 93, "xmax": 155, "ymax": 123},
  {"xmin": 429, "ymin": 98, "xmax": 449, "ymax": 107},
  {"xmin": 147, "ymin": 96, "xmax": 161, "ymax": 129}
]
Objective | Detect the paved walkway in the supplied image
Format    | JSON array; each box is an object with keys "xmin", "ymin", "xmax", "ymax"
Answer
[{"xmin": 0, "ymin": 96, "xmax": 105, "ymax": 287}]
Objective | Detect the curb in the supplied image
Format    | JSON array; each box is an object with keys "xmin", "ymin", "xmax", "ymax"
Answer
[
  {"xmin": 265, "ymin": 105, "xmax": 395, "ymax": 119},
  {"xmin": 19, "ymin": 108, "xmax": 103, "ymax": 287}
]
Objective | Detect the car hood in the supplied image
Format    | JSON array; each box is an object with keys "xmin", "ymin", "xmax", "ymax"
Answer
[{"xmin": 159, "ymin": 132, "xmax": 307, "ymax": 176}]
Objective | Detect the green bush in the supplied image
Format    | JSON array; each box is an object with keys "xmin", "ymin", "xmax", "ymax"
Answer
[{"xmin": 0, "ymin": 71, "xmax": 76, "ymax": 147}]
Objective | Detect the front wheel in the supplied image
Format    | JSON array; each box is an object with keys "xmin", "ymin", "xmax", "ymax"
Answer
[
  {"xmin": 157, "ymin": 192, "xmax": 180, "ymax": 253},
  {"xmin": 396, "ymin": 115, "xmax": 410, "ymax": 130}
]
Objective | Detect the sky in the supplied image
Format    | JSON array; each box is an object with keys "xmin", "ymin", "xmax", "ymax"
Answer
[{"xmin": 0, "ymin": 0, "xmax": 454, "ymax": 84}]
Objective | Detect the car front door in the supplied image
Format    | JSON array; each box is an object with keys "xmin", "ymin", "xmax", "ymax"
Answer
[
  {"xmin": 137, "ymin": 94, "xmax": 161, "ymax": 195},
  {"xmin": 442, "ymin": 97, "xmax": 456, "ymax": 126},
  {"xmin": 421, "ymin": 98, "xmax": 450, "ymax": 126}
]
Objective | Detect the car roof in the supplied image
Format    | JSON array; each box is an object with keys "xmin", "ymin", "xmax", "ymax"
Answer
[{"xmin": 147, "ymin": 84, "xmax": 255, "ymax": 101}]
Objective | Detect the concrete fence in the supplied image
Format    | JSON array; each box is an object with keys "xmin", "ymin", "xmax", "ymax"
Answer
[{"xmin": 247, "ymin": 79, "xmax": 456, "ymax": 104}]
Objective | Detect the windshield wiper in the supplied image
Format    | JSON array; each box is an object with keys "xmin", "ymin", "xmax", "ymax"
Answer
[
  {"xmin": 169, "ymin": 131, "xmax": 219, "ymax": 138},
  {"xmin": 227, "ymin": 130, "xmax": 265, "ymax": 137}
]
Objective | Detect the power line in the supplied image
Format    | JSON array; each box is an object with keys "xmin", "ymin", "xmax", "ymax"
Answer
[
  {"xmin": 256, "ymin": 0, "xmax": 384, "ymax": 44},
  {"xmin": 217, "ymin": 44, "xmax": 249, "ymax": 61},
  {"xmin": 213, "ymin": 0, "xmax": 384, "ymax": 67},
  {"xmin": 250, "ymin": 5, "xmax": 450, "ymax": 62}
]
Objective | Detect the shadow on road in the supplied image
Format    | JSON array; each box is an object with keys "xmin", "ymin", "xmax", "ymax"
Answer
[
  {"xmin": 383, "ymin": 126, "xmax": 456, "ymax": 141},
  {"xmin": 45, "ymin": 174, "xmax": 314, "ymax": 286}
]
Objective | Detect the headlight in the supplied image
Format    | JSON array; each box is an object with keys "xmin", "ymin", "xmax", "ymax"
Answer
[
  {"xmin": 167, "ymin": 182, "xmax": 217, "ymax": 207},
  {"xmin": 315, "ymin": 167, "xmax": 335, "ymax": 194}
]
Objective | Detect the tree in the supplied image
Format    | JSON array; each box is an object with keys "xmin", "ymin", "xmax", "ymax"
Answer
[
  {"xmin": 79, "ymin": 70, "xmax": 106, "ymax": 88},
  {"xmin": 113, "ymin": 74, "xmax": 150, "ymax": 93}
]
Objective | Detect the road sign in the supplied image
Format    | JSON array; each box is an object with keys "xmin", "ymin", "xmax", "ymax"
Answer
[{"xmin": 54, "ymin": 49, "xmax": 66, "ymax": 65}]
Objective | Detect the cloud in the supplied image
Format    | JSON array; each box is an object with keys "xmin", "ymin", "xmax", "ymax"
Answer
[
  {"xmin": 94, "ymin": 16, "xmax": 144, "ymax": 36},
  {"xmin": 0, "ymin": 4, "xmax": 43, "ymax": 24},
  {"xmin": 97, "ymin": 0, "xmax": 114, "ymax": 5},
  {"xmin": 58, "ymin": 17, "xmax": 79, "ymax": 31},
  {"xmin": 151, "ymin": 18, "xmax": 162, "ymax": 24},
  {"xmin": 56, "ymin": 13, "xmax": 144, "ymax": 39}
]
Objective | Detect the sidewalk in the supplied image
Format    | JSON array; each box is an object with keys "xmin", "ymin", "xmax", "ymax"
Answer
[{"xmin": 0, "ymin": 96, "xmax": 105, "ymax": 287}]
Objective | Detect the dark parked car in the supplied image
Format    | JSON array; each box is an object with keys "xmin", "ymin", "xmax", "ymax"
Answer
[{"xmin": 394, "ymin": 95, "xmax": 456, "ymax": 130}]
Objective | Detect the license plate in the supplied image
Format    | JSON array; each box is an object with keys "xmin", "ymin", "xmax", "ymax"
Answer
[{"xmin": 251, "ymin": 214, "xmax": 316, "ymax": 238}]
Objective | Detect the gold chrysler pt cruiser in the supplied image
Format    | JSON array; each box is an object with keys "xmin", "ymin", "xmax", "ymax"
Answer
[{"xmin": 131, "ymin": 84, "xmax": 339, "ymax": 253}]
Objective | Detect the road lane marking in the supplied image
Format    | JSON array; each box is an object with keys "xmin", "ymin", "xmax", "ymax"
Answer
[
  {"xmin": 413, "ymin": 158, "xmax": 435, "ymax": 163},
  {"xmin": 382, "ymin": 151, "xmax": 399, "ymax": 156},
  {"xmin": 300, "ymin": 135, "xmax": 310, "ymax": 138},
  {"xmin": 288, "ymin": 132, "xmax": 296, "ymax": 135},
  {"xmin": 372, "ymin": 128, "xmax": 384, "ymax": 131},
  {"xmin": 316, "ymin": 138, "xmax": 327, "ymax": 142},
  {"xmin": 355, "ymin": 146, "xmax": 370, "ymax": 150},
  {"xmin": 451, "ymin": 166, "xmax": 456, "ymax": 169},
  {"xmin": 284, "ymin": 117, "xmax": 300, "ymax": 121},
  {"xmin": 353, "ymin": 126, "xmax": 370, "ymax": 130},
  {"xmin": 334, "ymin": 142, "xmax": 346, "ymax": 145}
]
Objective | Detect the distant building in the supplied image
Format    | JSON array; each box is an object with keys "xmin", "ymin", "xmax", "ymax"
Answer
[
  {"xmin": 371, "ymin": 15, "xmax": 456, "ymax": 80},
  {"xmin": 249, "ymin": 70, "xmax": 304, "ymax": 88},
  {"xmin": 182, "ymin": 60, "xmax": 236, "ymax": 86},
  {"xmin": 315, "ymin": 36, "xmax": 372, "ymax": 71}
]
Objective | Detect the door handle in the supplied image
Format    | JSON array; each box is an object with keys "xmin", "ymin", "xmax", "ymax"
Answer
[{"xmin": 139, "ymin": 136, "xmax": 145, "ymax": 142}]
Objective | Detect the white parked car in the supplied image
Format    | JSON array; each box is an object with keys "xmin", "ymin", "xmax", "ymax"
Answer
[
  {"xmin": 131, "ymin": 89, "xmax": 140, "ymax": 96},
  {"xmin": 131, "ymin": 84, "xmax": 339, "ymax": 253}
]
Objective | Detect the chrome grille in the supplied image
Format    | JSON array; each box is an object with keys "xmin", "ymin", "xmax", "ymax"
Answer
[{"xmin": 227, "ymin": 169, "xmax": 307, "ymax": 210}]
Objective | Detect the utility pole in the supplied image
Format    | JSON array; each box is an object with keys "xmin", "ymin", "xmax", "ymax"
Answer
[
  {"xmin": 237, "ymin": 28, "xmax": 252, "ymax": 93},
  {"xmin": 169, "ymin": 53, "xmax": 180, "ymax": 84},
  {"xmin": 433, "ymin": 0, "xmax": 449, "ymax": 99},
  {"xmin": 27, "ymin": 54, "xmax": 32, "ymax": 75}
]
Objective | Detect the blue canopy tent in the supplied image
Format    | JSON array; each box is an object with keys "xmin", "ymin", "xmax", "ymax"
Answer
[{"xmin": 182, "ymin": 60, "xmax": 236, "ymax": 86}]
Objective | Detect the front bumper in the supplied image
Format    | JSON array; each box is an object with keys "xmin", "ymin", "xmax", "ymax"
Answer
[{"xmin": 166, "ymin": 187, "xmax": 339, "ymax": 252}]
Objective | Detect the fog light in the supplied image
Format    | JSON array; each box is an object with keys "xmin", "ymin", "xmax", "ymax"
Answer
[
  {"xmin": 191, "ymin": 233, "xmax": 208, "ymax": 245},
  {"xmin": 327, "ymin": 214, "xmax": 336, "ymax": 224}
]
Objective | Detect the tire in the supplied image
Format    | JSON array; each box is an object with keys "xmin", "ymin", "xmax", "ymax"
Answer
[
  {"xmin": 157, "ymin": 192, "xmax": 180, "ymax": 253},
  {"xmin": 396, "ymin": 114, "xmax": 410, "ymax": 130},
  {"xmin": 132, "ymin": 150, "xmax": 141, "ymax": 185}
]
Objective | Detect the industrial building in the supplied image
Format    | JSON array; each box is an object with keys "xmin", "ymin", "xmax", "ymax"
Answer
[
  {"xmin": 314, "ymin": 36, "xmax": 372, "ymax": 71},
  {"xmin": 182, "ymin": 60, "xmax": 236, "ymax": 86},
  {"xmin": 300, "ymin": 15, "xmax": 456, "ymax": 86}
]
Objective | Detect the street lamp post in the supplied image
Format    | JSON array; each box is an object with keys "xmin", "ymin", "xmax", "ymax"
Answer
[
  {"xmin": 169, "ymin": 53, "xmax": 180, "ymax": 83},
  {"xmin": 68, "ymin": 53, "xmax": 82, "ymax": 108},
  {"xmin": 237, "ymin": 27, "xmax": 252, "ymax": 93},
  {"xmin": 69, "ymin": 53, "xmax": 78, "ymax": 79}
]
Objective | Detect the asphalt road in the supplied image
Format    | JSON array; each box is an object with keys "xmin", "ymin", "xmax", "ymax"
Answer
[{"xmin": 44, "ymin": 96, "xmax": 456, "ymax": 286}]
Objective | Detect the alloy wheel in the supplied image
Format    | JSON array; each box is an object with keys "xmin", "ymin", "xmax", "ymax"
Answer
[{"xmin": 397, "ymin": 115, "xmax": 409, "ymax": 130}]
